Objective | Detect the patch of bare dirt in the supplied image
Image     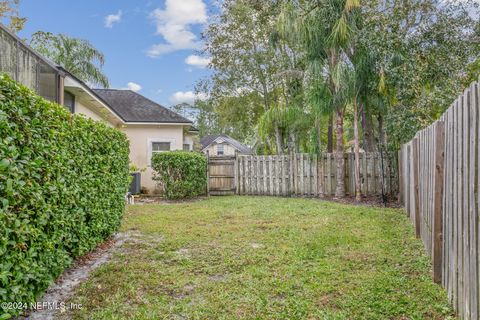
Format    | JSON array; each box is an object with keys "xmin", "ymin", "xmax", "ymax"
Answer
[
  {"xmin": 319, "ymin": 195, "xmax": 401, "ymax": 208},
  {"xmin": 20, "ymin": 232, "xmax": 132, "ymax": 320},
  {"xmin": 134, "ymin": 196, "xmax": 207, "ymax": 205},
  {"xmin": 250, "ymin": 242, "xmax": 264, "ymax": 249},
  {"xmin": 207, "ymin": 274, "xmax": 227, "ymax": 282},
  {"xmin": 317, "ymin": 292, "xmax": 341, "ymax": 308}
]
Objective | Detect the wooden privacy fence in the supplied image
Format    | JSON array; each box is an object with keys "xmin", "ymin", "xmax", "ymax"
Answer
[
  {"xmin": 208, "ymin": 152, "xmax": 398, "ymax": 197},
  {"xmin": 400, "ymin": 80, "xmax": 480, "ymax": 319}
]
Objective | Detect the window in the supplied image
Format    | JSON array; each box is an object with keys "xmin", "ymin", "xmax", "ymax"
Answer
[
  {"xmin": 152, "ymin": 142, "xmax": 171, "ymax": 153},
  {"xmin": 37, "ymin": 61, "xmax": 59, "ymax": 103},
  {"xmin": 64, "ymin": 91, "xmax": 75, "ymax": 113},
  {"xmin": 148, "ymin": 139, "xmax": 175, "ymax": 165},
  {"xmin": 217, "ymin": 144, "xmax": 224, "ymax": 156},
  {"xmin": 183, "ymin": 143, "xmax": 191, "ymax": 151}
]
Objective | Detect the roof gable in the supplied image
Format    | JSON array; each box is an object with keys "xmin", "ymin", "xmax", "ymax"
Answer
[
  {"xmin": 93, "ymin": 89, "xmax": 192, "ymax": 124},
  {"xmin": 200, "ymin": 134, "xmax": 252, "ymax": 154}
]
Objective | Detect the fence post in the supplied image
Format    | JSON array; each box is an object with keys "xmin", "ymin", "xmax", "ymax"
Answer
[
  {"xmin": 398, "ymin": 148, "xmax": 404, "ymax": 204},
  {"xmin": 234, "ymin": 151, "xmax": 239, "ymax": 195},
  {"xmin": 206, "ymin": 150, "xmax": 210, "ymax": 196},
  {"xmin": 406, "ymin": 144, "xmax": 411, "ymax": 216},
  {"xmin": 432, "ymin": 121, "xmax": 445, "ymax": 284},
  {"xmin": 412, "ymin": 137, "xmax": 421, "ymax": 238},
  {"xmin": 289, "ymin": 151, "xmax": 295, "ymax": 196}
]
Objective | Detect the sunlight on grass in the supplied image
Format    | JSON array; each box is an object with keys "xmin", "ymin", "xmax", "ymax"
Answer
[{"xmin": 64, "ymin": 196, "xmax": 453, "ymax": 320}]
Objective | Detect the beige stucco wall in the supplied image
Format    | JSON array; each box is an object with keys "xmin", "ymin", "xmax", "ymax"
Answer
[
  {"xmin": 184, "ymin": 132, "xmax": 200, "ymax": 151},
  {"xmin": 75, "ymin": 100, "xmax": 115, "ymax": 127},
  {"xmin": 120, "ymin": 125, "xmax": 185, "ymax": 193},
  {"xmin": 203, "ymin": 142, "xmax": 237, "ymax": 156}
]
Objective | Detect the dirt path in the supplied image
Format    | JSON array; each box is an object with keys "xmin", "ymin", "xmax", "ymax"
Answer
[{"xmin": 23, "ymin": 232, "xmax": 130, "ymax": 320}]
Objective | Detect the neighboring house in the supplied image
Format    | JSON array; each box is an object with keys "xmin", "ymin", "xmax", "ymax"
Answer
[
  {"xmin": 200, "ymin": 134, "xmax": 252, "ymax": 156},
  {"xmin": 0, "ymin": 23, "xmax": 197, "ymax": 193},
  {"xmin": 94, "ymin": 89, "xmax": 197, "ymax": 192}
]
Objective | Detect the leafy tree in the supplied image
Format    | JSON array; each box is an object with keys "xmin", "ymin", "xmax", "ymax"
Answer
[
  {"xmin": 198, "ymin": 0, "xmax": 288, "ymax": 153},
  {"xmin": 171, "ymin": 102, "xmax": 199, "ymax": 123},
  {"xmin": 361, "ymin": 0, "xmax": 480, "ymax": 149},
  {"xmin": 30, "ymin": 31, "xmax": 109, "ymax": 88},
  {"xmin": 0, "ymin": 0, "xmax": 26, "ymax": 32},
  {"xmin": 195, "ymin": 99, "xmax": 221, "ymax": 138}
]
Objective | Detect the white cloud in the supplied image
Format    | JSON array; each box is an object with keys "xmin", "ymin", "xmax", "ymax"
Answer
[
  {"xmin": 169, "ymin": 91, "xmax": 207, "ymax": 105},
  {"xmin": 126, "ymin": 82, "xmax": 142, "ymax": 92},
  {"xmin": 147, "ymin": 0, "xmax": 207, "ymax": 57},
  {"xmin": 185, "ymin": 54, "xmax": 211, "ymax": 68},
  {"xmin": 105, "ymin": 10, "xmax": 122, "ymax": 28}
]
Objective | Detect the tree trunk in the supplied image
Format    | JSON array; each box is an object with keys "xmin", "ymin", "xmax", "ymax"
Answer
[
  {"xmin": 274, "ymin": 123, "xmax": 284, "ymax": 155},
  {"xmin": 287, "ymin": 135, "xmax": 293, "ymax": 155},
  {"xmin": 292, "ymin": 132, "xmax": 299, "ymax": 153},
  {"xmin": 362, "ymin": 107, "xmax": 376, "ymax": 152},
  {"xmin": 377, "ymin": 114, "xmax": 386, "ymax": 148},
  {"xmin": 287, "ymin": 131, "xmax": 296, "ymax": 154},
  {"xmin": 327, "ymin": 113, "xmax": 334, "ymax": 153},
  {"xmin": 334, "ymin": 108, "xmax": 345, "ymax": 198},
  {"xmin": 353, "ymin": 99, "xmax": 361, "ymax": 202},
  {"xmin": 315, "ymin": 117, "xmax": 322, "ymax": 153}
]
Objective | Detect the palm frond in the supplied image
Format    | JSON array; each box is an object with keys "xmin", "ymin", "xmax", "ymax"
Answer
[{"xmin": 30, "ymin": 32, "xmax": 109, "ymax": 88}]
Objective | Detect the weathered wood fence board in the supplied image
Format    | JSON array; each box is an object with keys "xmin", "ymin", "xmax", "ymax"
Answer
[
  {"xmin": 207, "ymin": 155, "xmax": 236, "ymax": 195},
  {"xmin": 399, "ymin": 80, "xmax": 480, "ymax": 319},
  {"xmin": 208, "ymin": 152, "xmax": 397, "ymax": 198}
]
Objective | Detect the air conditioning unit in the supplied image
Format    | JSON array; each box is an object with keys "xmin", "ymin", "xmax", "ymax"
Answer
[{"xmin": 129, "ymin": 172, "xmax": 141, "ymax": 195}]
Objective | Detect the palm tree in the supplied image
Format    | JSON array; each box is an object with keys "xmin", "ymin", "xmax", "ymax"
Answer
[
  {"xmin": 279, "ymin": 0, "xmax": 361, "ymax": 197},
  {"xmin": 30, "ymin": 31, "xmax": 109, "ymax": 88},
  {"xmin": 336, "ymin": 63, "xmax": 362, "ymax": 201}
]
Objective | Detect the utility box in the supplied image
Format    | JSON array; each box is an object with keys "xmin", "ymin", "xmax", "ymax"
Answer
[{"xmin": 129, "ymin": 172, "xmax": 141, "ymax": 195}]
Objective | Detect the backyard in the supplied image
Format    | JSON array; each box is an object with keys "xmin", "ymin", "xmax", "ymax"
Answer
[{"xmin": 62, "ymin": 197, "xmax": 453, "ymax": 319}]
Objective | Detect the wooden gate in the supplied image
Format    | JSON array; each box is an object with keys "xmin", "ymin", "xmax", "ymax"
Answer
[{"xmin": 207, "ymin": 155, "xmax": 236, "ymax": 195}]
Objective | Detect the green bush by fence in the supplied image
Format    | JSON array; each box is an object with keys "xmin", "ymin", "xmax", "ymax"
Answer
[
  {"xmin": 0, "ymin": 75, "xmax": 130, "ymax": 317},
  {"xmin": 151, "ymin": 151, "xmax": 207, "ymax": 199}
]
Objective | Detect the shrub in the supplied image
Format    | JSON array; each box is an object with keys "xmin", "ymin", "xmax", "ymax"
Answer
[
  {"xmin": 0, "ymin": 75, "xmax": 130, "ymax": 317},
  {"xmin": 151, "ymin": 151, "xmax": 207, "ymax": 199}
]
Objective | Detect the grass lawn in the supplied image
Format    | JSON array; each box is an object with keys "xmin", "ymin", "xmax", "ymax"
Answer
[{"xmin": 64, "ymin": 196, "xmax": 453, "ymax": 319}]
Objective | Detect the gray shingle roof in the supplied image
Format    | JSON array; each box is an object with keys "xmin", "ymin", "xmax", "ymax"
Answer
[
  {"xmin": 200, "ymin": 134, "xmax": 252, "ymax": 154},
  {"xmin": 93, "ymin": 89, "xmax": 192, "ymax": 124}
]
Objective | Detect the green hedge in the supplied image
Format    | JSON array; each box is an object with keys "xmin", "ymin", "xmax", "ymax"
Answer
[
  {"xmin": 151, "ymin": 151, "xmax": 207, "ymax": 199},
  {"xmin": 0, "ymin": 75, "xmax": 130, "ymax": 317}
]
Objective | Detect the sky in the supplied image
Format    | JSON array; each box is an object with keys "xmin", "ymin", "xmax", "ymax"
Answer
[
  {"xmin": 16, "ymin": 0, "xmax": 214, "ymax": 108},
  {"xmin": 14, "ymin": 0, "xmax": 478, "ymax": 109}
]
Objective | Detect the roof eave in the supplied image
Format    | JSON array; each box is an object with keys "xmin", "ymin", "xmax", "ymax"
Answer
[
  {"xmin": 200, "ymin": 142, "xmax": 243, "ymax": 153},
  {"xmin": 123, "ymin": 121, "xmax": 193, "ymax": 126},
  {"xmin": 63, "ymin": 72, "xmax": 125, "ymax": 124}
]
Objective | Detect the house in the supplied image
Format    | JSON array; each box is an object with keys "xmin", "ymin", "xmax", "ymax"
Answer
[
  {"xmin": 93, "ymin": 89, "xmax": 198, "ymax": 192},
  {"xmin": 62, "ymin": 72, "xmax": 199, "ymax": 193},
  {"xmin": 0, "ymin": 23, "xmax": 197, "ymax": 193},
  {"xmin": 200, "ymin": 134, "xmax": 252, "ymax": 156}
]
